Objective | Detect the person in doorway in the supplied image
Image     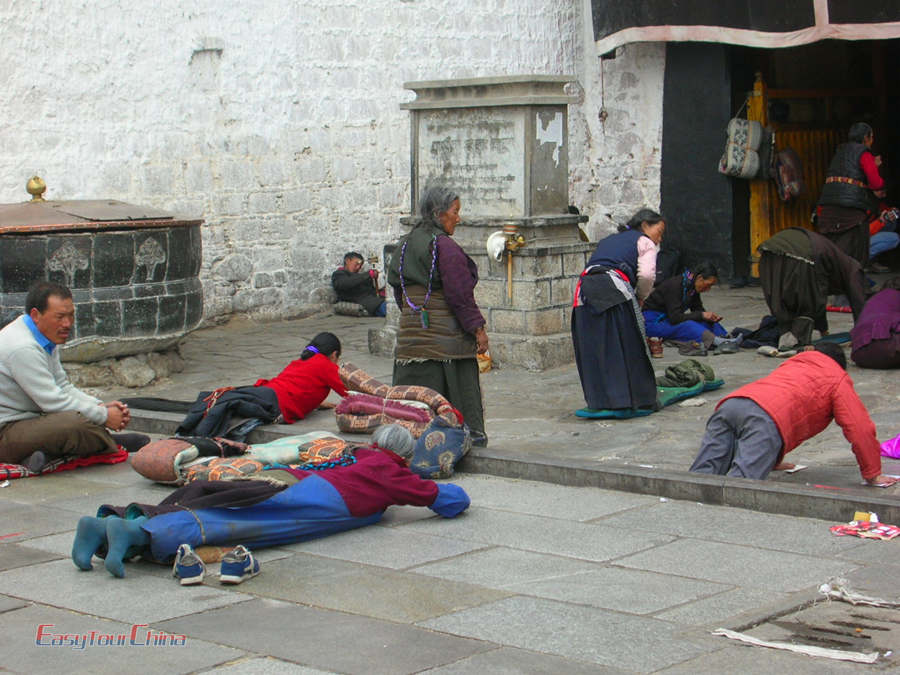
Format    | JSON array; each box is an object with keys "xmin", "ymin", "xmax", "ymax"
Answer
[
  {"xmin": 689, "ymin": 343, "xmax": 896, "ymax": 486},
  {"xmin": 758, "ymin": 227, "xmax": 868, "ymax": 350},
  {"xmin": 0, "ymin": 281, "xmax": 145, "ymax": 473},
  {"xmin": 331, "ymin": 252, "xmax": 386, "ymax": 317},
  {"xmin": 572, "ymin": 208, "xmax": 665, "ymax": 413},
  {"xmin": 387, "ymin": 186, "xmax": 489, "ymax": 446},
  {"xmin": 642, "ymin": 261, "xmax": 742, "ymax": 355},
  {"xmin": 815, "ymin": 122, "xmax": 886, "ymax": 266},
  {"xmin": 71, "ymin": 425, "xmax": 470, "ymax": 578}
]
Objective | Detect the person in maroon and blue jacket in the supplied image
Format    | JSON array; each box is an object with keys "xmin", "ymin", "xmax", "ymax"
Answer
[{"xmin": 71, "ymin": 425, "xmax": 469, "ymax": 578}]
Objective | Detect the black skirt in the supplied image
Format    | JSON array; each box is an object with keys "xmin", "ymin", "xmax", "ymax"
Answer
[{"xmin": 572, "ymin": 274, "xmax": 658, "ymax": 411}]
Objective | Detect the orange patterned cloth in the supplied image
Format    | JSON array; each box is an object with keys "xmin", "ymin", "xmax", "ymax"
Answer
[{"xmin": 184, "ymin": 456, "xmax": 266, "ymax": 483}]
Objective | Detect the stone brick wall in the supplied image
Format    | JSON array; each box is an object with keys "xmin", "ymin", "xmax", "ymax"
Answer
[{"xmin": 1, "ymin": 0, "xmax": 664, "ymax": 321}]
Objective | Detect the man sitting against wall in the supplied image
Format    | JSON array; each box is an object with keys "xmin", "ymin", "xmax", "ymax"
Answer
[
  {"xmin": 0, "ymin": 281, "xmax": 147, "ymax": 473},
  {"xmin": 331, "ymin": 252, "xmax": 386, "ymax": 317}
]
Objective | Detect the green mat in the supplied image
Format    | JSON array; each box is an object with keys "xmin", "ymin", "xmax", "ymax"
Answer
[
  {"xmin": 575, "ymin": 380, "xmax": 707, "ymax": 418},
  {"xmin": 657, "ymin": 381, "xmax": 705, "ymax": 407},
  {"xmin": 574, "ymin": 407, "xmax": 654, "ymax": 419}
]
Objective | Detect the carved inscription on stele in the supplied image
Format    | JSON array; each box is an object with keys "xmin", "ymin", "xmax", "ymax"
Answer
[{"xmin": 417, "ymin": 109, "xmax": 525, "ymax": 217}]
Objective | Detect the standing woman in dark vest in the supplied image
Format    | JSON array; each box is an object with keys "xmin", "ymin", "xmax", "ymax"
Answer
[
  {"xmin": 387, "ymin": 186, "xmax": 489, "ymax": 446},
  {"xmin": 815, "ymin": 122, "xmax": 886, "ymax": 266},
  {"xmin": 572, "ymin": 209, "xmax": 665, "ymax": 413}
]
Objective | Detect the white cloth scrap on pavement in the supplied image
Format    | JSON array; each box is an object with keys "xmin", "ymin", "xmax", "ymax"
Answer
[
  {"xmin": 818, "ymin": 580, "xmax": 900, "ymax": 608},
  {"xmin": 711, "ymin": 628, "xmax": 879, "ymax": 664}
]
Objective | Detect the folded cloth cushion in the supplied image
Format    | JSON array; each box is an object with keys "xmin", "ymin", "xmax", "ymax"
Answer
[
  {"xmin": 131, "ymin": 437, "xmax": 250, "ymax": 484},
  {"xmin": 336, "ymin": 363, "xmax": 461, "ymax": 437},
  {"xmin": 184, "ymin": 456, "xmax": 267, "ymax": 483},
  {"xmin": 297, "ymin": 437, "xmax": 354, "ymax": 465},
  {"xmin": 409, "ymin": 417, "xmax": 471, "ymax": 479},
  {"xmin": 334, "ymin": 301, "xmax": 368, "ymax": 317},
  {"xmin": 246, "ymin": 432, "xmax": 340, "ymax": 465}
]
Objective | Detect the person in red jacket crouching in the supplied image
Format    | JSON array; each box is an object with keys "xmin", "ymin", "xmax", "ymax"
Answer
[{"xmin": 690, "ymin": 342, "xmax": 897, "ymax": 486}]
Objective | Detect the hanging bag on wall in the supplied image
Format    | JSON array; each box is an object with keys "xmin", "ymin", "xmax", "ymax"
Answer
[
  {"xmin": 773, "ymin": 146, "xmax": 805, "ymax": 201},
  {"xmin": 718, "ymin": 117, "xmax": 764, "ymax": 179}
]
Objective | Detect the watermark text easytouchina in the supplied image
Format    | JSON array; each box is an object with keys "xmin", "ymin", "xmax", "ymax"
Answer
[{"xmin": 36, "ymin": 624, "xmax": 186, "ymax": 649}]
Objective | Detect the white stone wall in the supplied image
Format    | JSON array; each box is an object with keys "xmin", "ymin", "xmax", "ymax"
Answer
[{"xmin": 2, "ymin": 0, "xmax": 663, "ymax": 320}]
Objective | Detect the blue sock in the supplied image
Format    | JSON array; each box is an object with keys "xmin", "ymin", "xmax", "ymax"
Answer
[
  {"xmin": 104, "ymin": 516, "xmax": 149, "ymax": 578},
  {"xmin": 72, "ymin": 516, "xmax": 108, "ymax": 571}
]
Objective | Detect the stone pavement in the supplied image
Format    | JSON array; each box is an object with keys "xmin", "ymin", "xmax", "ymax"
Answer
[
  {"xmin": 2, "ymin": 282, "xmax": 900, "ymax": 673},
  {"xmin": 4, "ymin": 466, "xmax": 900, "ymax": 672}
]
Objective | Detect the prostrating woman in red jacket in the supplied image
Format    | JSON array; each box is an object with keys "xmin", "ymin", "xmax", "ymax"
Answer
[{"xmin": 254, "ymin": 332, "xmax": 348, "ymax": 423}]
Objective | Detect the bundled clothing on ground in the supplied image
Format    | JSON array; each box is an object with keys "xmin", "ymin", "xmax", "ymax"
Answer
[
  {"xmin": 690, "ymin": 351, "xmax": 882, "ymax": 481},
  {"xmin": 758, "ymin": 227, "xmax": 868, "ymax": 339},
  {"xmin": 331, "ymin": 267, "xmax": 384, "ymax": 316},
  {"xmin": 98, "ymin": 447, "xmax": 470, "ymax": 563},
  {"xmin": 642, "ymin": 271, "xmax": 728, "ymax": 345},
  {"xmin": 0, "ymin": 315, "xmax": 117, "ymax": 464},
  {"xmin": 388, "ymin": 221, "xmax": 486, "ymax": 436},
  {"xmin": 572, "ymin": 229, "xmax": 658, "ymax": 411},
  {"xmin": 851, "ymin": 287, "xmax": 900, "ymax": 369}
]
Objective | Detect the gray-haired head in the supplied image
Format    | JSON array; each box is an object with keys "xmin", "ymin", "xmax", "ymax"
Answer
[
  {"xmin": 418, "ymin": 185, "xmax": 460, "ymax": 228},
  {"xmin": 372, "ymin": 424, "xmax": 415, "ymax": 459},
  {"xmin": 848, "ymin": 122, "xmax": 873, "ymax": 144}
]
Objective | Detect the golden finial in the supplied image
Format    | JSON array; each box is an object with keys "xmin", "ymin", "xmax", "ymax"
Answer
[{"xmin": 26, "ymin": 175, "xmax": 47, "ymax": 202}]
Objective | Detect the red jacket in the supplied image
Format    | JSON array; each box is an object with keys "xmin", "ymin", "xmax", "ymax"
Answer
[
  {"xmin": 255, "ymin": 354, "xmax": 347, "ymax": 423},
  {"xmin": 718, "ymin": 351, "xmax": 882, "ymax": 480}
]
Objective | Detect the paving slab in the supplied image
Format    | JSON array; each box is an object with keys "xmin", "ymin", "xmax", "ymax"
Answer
[
  {"xmin": 207, "ymin": 656, "xmax": 335, "ymax": 674},
  {"xmin": 411, "ymin": 546, "xmax": 601, "ymax": 590},
  {"xmin": 0, "ymin": 594, "xmax": 27, "ymax": 614},
  {"xmin": 0, "ymin": 559, "xmax": 252, "ymax": 623},
  {"xmin": 1, "ymin": 473, "xmax": 139, "ymax": 506},
  {"xmin": 449, "ymin": 474, "xmax": 659, "ymax": 521},
  {"xmin": 244, "ymin": 554, "xmax": 510, "ymax": 624},
  {"xmin": 593, "ymin": 499, "xmax": 864, "ymax": 557},
  {"xmin": 287, "ymin": 524, "xmax": 487, "ymax": 569},
  {"xmin": 0, "ymin": 543, "xmax": 63, "ymax": 572},
  {"xmin": 616, "ymin": 539, "xmax": 859, "ymax": 593},
  {"xmin": 505, "ymin": 566, "xmax": 730, "ymax": 615},
  {"xmin": 420, "ymin": 646, "xmax": 627, "ymax": 674},
  {"xmin": 654, "ymin": 586, "xmax": 791, "ymax": 626},
  {"xmin": 840, "ymin": 562, "xmax": 900, "ymax": 602},
  {"xmin": 835, "ymin": 539, "xmax": 900, "ymax": 565},
  {"xmin": 0, "ymin": 503, "xmax": 83, "ymax": 543},
  {"xmin": 656, "ymin": 643, "xmax": 868, "ymax": 674},
  {"xmin": 398, "ymin": 507, "xmax": 675, "ymax": 562},
  {"xmin": 155, "ymin": 597, "xmax": 494, "ymax": 675},
  {"xmin": 0, "ymin": 603, "xmax": 245, "ymax": 674},
  {"xmin": 418, "ymin": 595, "xmax": 714, "ymax": 672},
  {"xmin": 37, "ymin": 483, "xmax": 173, "ymax": 516}
]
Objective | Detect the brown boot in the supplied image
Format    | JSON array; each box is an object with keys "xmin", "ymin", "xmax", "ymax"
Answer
[{"xmin": 647, "ymin": 337, "xmax": 664, "ymax": 358}]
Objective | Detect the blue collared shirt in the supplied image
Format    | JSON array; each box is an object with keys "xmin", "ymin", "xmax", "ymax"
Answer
[{"xmin": 23, "ymin": 315, "xmax": 56, "ymax": 354}]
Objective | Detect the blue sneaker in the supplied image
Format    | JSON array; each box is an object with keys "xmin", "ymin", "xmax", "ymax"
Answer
[
  {"xmin": 219, "ymin": 545, "xmax": 260, "ymax": 584},
  {"xmin": 172, "ymin": 543, "xmax": 205, "ymax": 585}
]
